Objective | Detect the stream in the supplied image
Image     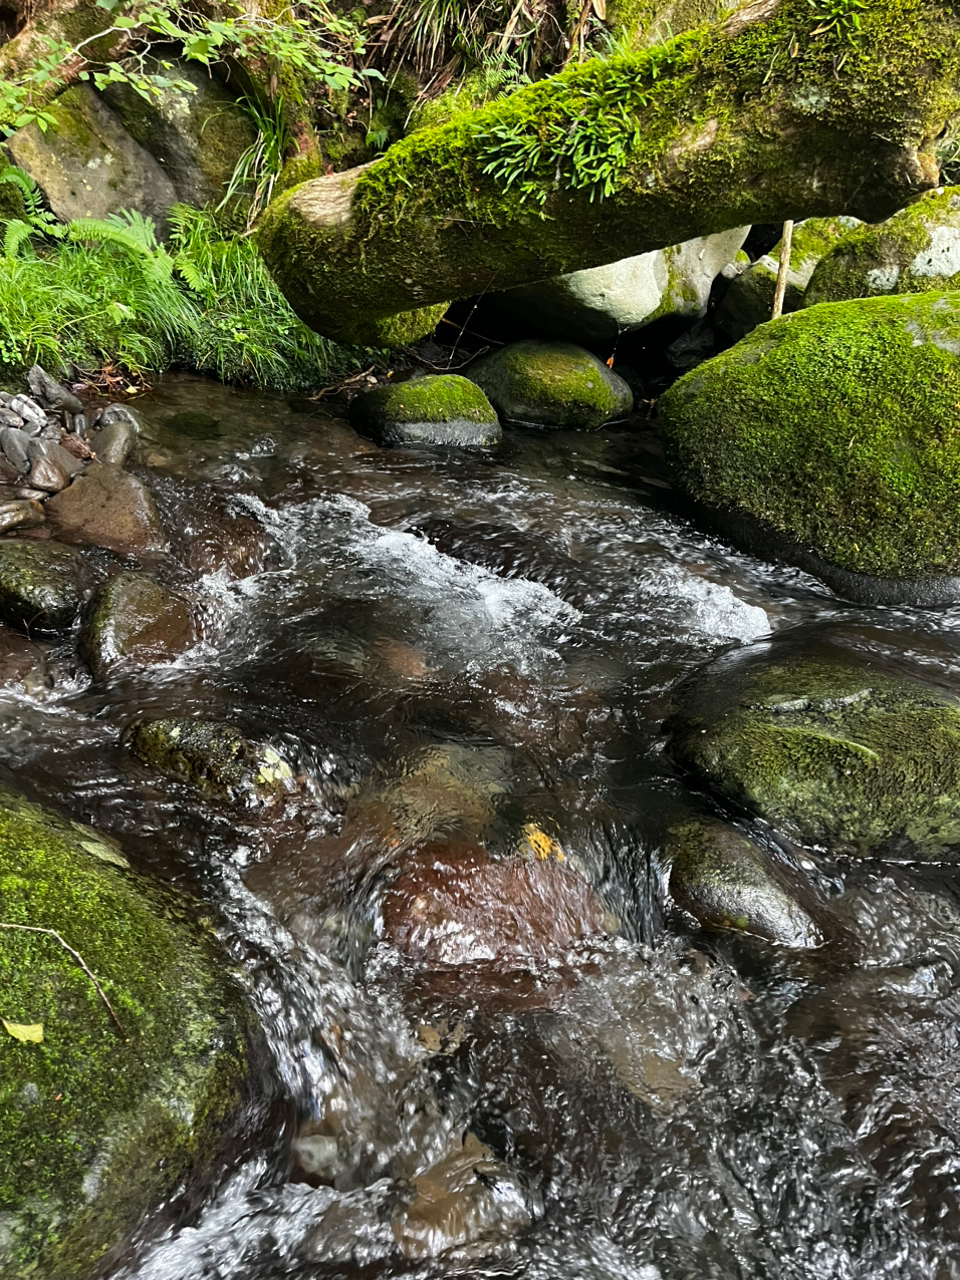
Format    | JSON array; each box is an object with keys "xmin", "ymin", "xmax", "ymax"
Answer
[{"xmin": 10, "ymin": 372, "xmax": 960, "ymax": 1279}]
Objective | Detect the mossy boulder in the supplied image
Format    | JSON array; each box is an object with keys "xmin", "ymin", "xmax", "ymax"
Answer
[
  {"xmin": 0, "ymin": 539, "xmax": 86, "ymax": 634},
  {"xmin": 350, "ymin": 375, "xmax": 501, "ymax": 447},
  {"xmin": 467, "ymin": 341, "xmax": 632, "ymax": 429},
  {"xmin": 667, "ymin": 817, "xmax": 822, "ymax": 946},
  {"xmin": 80, "ymin": 572, "xmax": 196, "ymax": 682},
  {"xmin": 805, "ymin": 187, "xmax": 960, "ymax": 306},
  {"xmin": 716, "ymin": 216, "xmax": 860, "ymax": 341},
  {"xmin": 0, "ymin": 782, "xmax": 259, "ymax": 1279},
  {"xmin": 668, "ymin": 645, "xmax": 960, "ymax": 860},
  {"xmin": 125, "ymin": 717, "xmax": 297, "ymax": 803},
  {"xmin": 658, "ymin": 292, "xmax": 960, "ymax": 604}
]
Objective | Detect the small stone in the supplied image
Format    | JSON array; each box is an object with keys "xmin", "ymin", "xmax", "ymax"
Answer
[
  {"xmin": 0, "ymin": 539, "xmax": 85, "ymax": 632},
  {"xmin": 350, "ymin": 375, "xmax": 502, "ymax": 447},
  {"xmin": 0, "ymin": 500, "xmax": 45, "ymax": 535},
  {"xmin": 0, "ymin": 427, "xmax": 31, "ymax": 474},
  {"xmin": 58, "ymin": 433, "xmax": 95, "ymax": 461},
  {"xmin": 8, "ymin": 395, "xmax": 45, "ymax": 429},
  {"xmin": 125, "ymin": 717, "xmax": 297, "ymax": 803},
  {"xmin": 90, "ymin": 418, "xmax": 137, "ymax": 466}
]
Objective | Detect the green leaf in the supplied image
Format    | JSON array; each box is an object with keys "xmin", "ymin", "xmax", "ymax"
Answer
[{"xmin": 3, "ymin": 1019, "xmax": 43, "ymax": 1043}]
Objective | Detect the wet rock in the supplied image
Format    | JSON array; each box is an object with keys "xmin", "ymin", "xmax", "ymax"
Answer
[
  {"xmin": 7, "ymin": 396, "xmax": 45, "ymax": 431},
  {"xmin": 0, "ymin": 782, "xmax": 259, "ymax": 1279},
  {"xmin": 44, "ymin": 463, "xmax": 164, "ymax": 554},
  {"xmin": 668, "ymin": 643, "xmax": 960, "ymax": 860},
  {"xmin": 0, "ymin": 500, "xmax": 44, "ymax": 535},
  {"xmin": 25, "ymin": 439, "xmax": 77, "ymax": 494},
  {"xmin": 486, "ymin": 228, "xmax": 749, "ymax": 343},
  {"xmin": 716, "ymin": 216, "xmax": 860, "ymax": 340},
  {"xmin": 380, "ymin": 842, "xmax": 611, "ymax": 968},
  {"xmin": 806, "ymin": 187, "xmax": 960, "ymax": 305},
  {"xmin": 350, "ymin": 375, "xmax": 501, "ymax": 447},
  {"xmin": 393, "ymin": 1133, "xmax": 531, "ymax": 1260},
  {"xmin": 0, "ymin": 427, "xmax": 30, "ymax": 474},
  {"xmin": 657, "ymin": 292, "xmax": 960, "ymax": 603},
  {"xmin": 91, "ymin": 415, "xmax": 138, "ymax": 467},
  {"xmin": 124, "ymin": 717, "xmax": 297, "ymax": 803},
  {"xmin": 467, "ymin": 340, "xmax": 633, "ymax": 429},
  {"xmin": 667, "ymin": 817, "xmax": 822, "ymax": 946},
  {"xmin": 182, "ymin": 510, "xmax": 269, "ymax": 579},
  {"xmin": 81, "ymin": 572, "xmax": 196, "ymax": 681},
  {"xmin": 0, "ymin": 539, "xmax": 85, "ymax": 633},
  {"xmin": 58, "ymin": 433, "xmax": 95, "ymax": 462},
  {"xmin": 0, "ymin": 625, "xmax": 47, "ymax": 692},
  {"xmin": 26, "ymin": 364, "xmax": 84, "ymax": 415}
]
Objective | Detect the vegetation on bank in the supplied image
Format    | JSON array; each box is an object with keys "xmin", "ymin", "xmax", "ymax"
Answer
[{"xmin": 0, "ymin": 169, "xmax": 369, "ymax": 392}]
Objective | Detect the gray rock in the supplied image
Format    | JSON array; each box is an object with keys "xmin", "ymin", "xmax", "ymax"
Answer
[
  {"xmin": 488, "ymin": 228, "xmax": 749, "ymax": 342},
  {"xmin": 6, "ymin": 84, "xmax": 178, "ymax": 229},
  {"xmin": 468, "ymin": 340, "xmax": 633, "ymax": 429},
  {"xmin": 0, "ymin": 428, "xmax": 30, "ymax": 474},
  {"xmin": 26, "ymin": 364, "xmax": 84, "ymax": 415},
  {"xmin": 0, "ymin": 539, "xmax": 85, "ymax": 633},
  {"xmin": 91, "ymin": 418, "xmax": 138, "ymax": 466},
  {"xmin": 7, "ymin": 396, "xmax": 44, "ymax": 432},
  {"xmin": 667, "ymin": 817, "xmax": 822, "ymax": 946},
  {"xmin": 81, "ymin": 572, "xmax": 196, "ymax": 681},
  {"xmin": 350, "ymin": 375, "xmax": 501, "ymax": 447}
]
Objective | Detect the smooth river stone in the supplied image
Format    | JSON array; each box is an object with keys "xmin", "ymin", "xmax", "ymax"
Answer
[{"xmin": 44, "ymin": 462, "xmax": 164, "ymax": 554}]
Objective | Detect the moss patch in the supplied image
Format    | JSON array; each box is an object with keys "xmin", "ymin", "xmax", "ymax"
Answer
[
  {"xmin": 668, "ymin": 648, "xmax": 960, "ymax": 859},
  {"xmin": 350, "ymin": 374, "xmax": 502, "ymax": 446},
  {"xmin": 0, "ymin": 784, "xmax": 255, "ymax": 1279},
  {"xmin": 0, "ymin": 540, "xmax": 86, "ymax": 635},
  {"xmin": 467, "ymin": 339, "xmax": 633, "ymax": 428},
  {"xmin": 658, "ymin": 291, "xmax": 960, "ymax": 580},
  {"xmin": 125, "ymin": 717, "xmax": 296, "ymax": 802}
]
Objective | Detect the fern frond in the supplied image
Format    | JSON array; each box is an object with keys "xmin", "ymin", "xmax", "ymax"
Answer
[{"xmin": 3, "ymin": 219, "xmax": 36, "ymax": 260}]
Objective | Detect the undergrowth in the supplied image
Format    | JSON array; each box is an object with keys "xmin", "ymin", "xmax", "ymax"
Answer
[{"xmin": 0, "ymin": 172, "xmax": 368, "ymax": 393}]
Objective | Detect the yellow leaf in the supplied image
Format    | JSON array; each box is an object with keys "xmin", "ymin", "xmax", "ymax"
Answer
[{"xmin": 3, "ymin": 1019, "xmax": 43, "ymax": 1043}]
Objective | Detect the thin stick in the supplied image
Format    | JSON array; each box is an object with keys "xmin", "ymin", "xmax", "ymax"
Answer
[
  {"xmin": 0, "ymin": 922, "xmax": 126, "ymax": 1037},
  {"xmin": 771, "ymin": 219, "xmax": 795, "ymax": 320}
]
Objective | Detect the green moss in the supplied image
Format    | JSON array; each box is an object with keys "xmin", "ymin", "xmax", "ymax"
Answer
[
  {"xmin": 0, "ymin": 784, "xmax": 254, "ymax": 1278},
  {"xmin": 669, "ymin": 651, "xmax": 960, "ymax": 859},
  {"xmin": 259, "ymin": 0, "xmax": 960, "ymax": 346},
  {"xmin": 125, "ymin": 718, "xmax": 296, "ymax": 802},
  {"xmin": 0, "ymin": 541, "xmax": 85, "ymax": 635},
  {"xmin": 658, "ymin": 291, "xmax": 960, "ymax": 579},
  {"xmin": 468, "ymin": 339, "xmax": 632, "ymax": 428},
  {"xmin": 355, "ymin": 374, "xmax": 497, "ymax": 425}
]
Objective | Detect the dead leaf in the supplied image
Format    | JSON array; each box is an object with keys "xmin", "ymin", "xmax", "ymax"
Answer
[{"xmin": 3, "ymin": 1019, "xmax": 43, "ymax": 1043}]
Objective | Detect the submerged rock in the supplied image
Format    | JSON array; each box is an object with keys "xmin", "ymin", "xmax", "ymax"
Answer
[
  {"xmin": 81, "ymin": 572, "xmax": 196, "ymax": 681},
  {"xmin": 350, "ymin": 375, "xmax": 501, "ymax": 447},
  {"xmin": 44, "ymin": 463, "xmax": 164, "ymax": 554},
  {"xmin": 0, "ymin": 539, "xmax": 85, "ymax": 633},
  {"xmin": 0, "ymin": 783, "xmax": 258, "ymax": 1280},
  {"xmin": 467, "ymin": 341, "xmax": 632, "ymax": 429},
  {"xmin": 668, "ymin": 644, "xmax": 960, "ymax": 860},
  {"xmin": 805, "ymin": 187, "xmax": 960, "ymax": 305},
  {"xmin": 658, "ymin": 292, "xmax": 960, "ymax": 603},
  {"xmin": 125, "ymin": 717, "xmax": 297, "ymax": 803},
  {"xmin": 667, "ymin": 817, "xmax": 822, "ymax": 946}
]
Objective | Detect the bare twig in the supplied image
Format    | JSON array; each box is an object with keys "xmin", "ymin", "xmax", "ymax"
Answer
[
  {"xmin": 771, "ymin": 218, "xmax": 794, "ymax": 320},
  {"xmin": 0, "ymin": 922, "xmax": 126, "ymax": 1038}
]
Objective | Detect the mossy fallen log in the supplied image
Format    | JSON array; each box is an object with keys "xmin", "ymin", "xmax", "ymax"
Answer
[{"xmin": 258, "ymin": 0, "xmax": 960, "ymax": 345}]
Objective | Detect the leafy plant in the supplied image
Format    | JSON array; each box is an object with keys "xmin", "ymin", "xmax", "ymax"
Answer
[{"xmin": 217, "ymin": 94, "xmax": 294, "ymax": 229}]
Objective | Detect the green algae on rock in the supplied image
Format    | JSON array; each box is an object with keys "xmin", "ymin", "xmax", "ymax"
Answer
[
  {"xmin": 467, "ymin": 340, "xmax": 632, "ymax": 429},
  {"xmin": 0, "ymin": 539, "xmax": 85, "ymax": 633},
  {"xmin": 0, "ymin": 783, "xmax": 259, "ymax": 1280},
  {"xmin": 80, "ymin": 571, "xmax": 196, "ymax": 682},
  {"xmin": 125, "ymin": 717, "xmax": 297, "ymax": 803},
  {"xmin": 657, "ymin": 292, "xmax": 960, "ymax": 603},
  {"xmin": 805, "ymin": 187, "xmax": 960, "ymax": 306},
  {"xmin": 350, "ymin": 374, "xmax": 501, "ymax": 447},
  {"xmin": 668, "ymin": 647, "xmax": 960, "ymax": 860},
  {"xmin": 667, "ymin": 817, "xmax": 822, "ymax": 946}
]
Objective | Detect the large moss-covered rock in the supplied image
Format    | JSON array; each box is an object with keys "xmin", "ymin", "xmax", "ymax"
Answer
[
  {"xmin": 0, "ymin": 783, "xmax": 258, "ymax": 1279},
  {"xmin": 716, "ymin": 216, "xmax": 860, "ymax": 341},
  {"xmin": 80, "ymin": 572, "xmax": 196, "ymax": 681},
  {"xmin": 350, "ymin": 375, "xmax": 501, "ymax": 447},
  {"xmin": 468, "ymin": 341, "xmax": 632, "ymax": 429},
  {"xmin": 668, "ymin": 645, "xmax": 960, "ymax": 860},
  {"xmin": 667, "ymin": 817, "xmax": 822, "ymax": 946},
  {"xmin": 488, "ymin": 227, "xmax": 748, "ymax": 343},
  {"xmin": 0, "ymin": 539, "xmax": 85, "ymax": 633},
  {"xmin": 6, "ymin": 84, "xmax": 177, "ymax": 228},
  {"xmin": 805, "ymin": 187, "xmax": 960, "ymax": 306},
  {"xmin": 657, "ymin": 292, "xmax": 960, "ymax": 604},
  {"xmin": 125, "ymin": 717, "xmax": 297, "ymax": 803}
]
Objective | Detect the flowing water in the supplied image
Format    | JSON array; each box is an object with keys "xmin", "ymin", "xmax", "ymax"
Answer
[{"xmin": 12, "ymin": 373, "xmax": 960, "ymax": 1279}]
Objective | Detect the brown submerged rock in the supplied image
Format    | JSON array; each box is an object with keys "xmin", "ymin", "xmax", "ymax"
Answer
[
  {"xmin": 81, "ymin": 571, "xmax": 196, "ymax": 681},
  {"xmin": 44, "ymin": 462, "xmax": 164, "ymax": 554},
  {"xmin": 380, "ymin": 841, "xmax": 610, "ymax": 968}
]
